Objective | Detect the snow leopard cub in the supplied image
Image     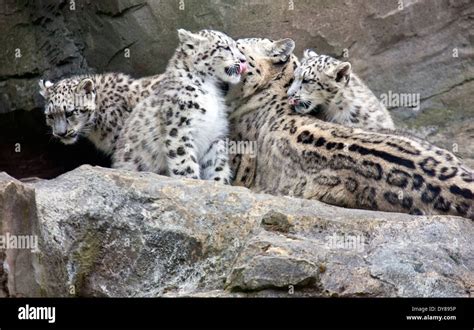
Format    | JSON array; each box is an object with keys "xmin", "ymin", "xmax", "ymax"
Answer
[
  {"xmin": 38, "ymin": 73, "xmax": 163, "ymax": 155},
  {"xmin": 288, "ymin": 49, "xmax": 394, "ymax": 131},
  {"xmin": 113, "ymin": 29, "xmax": 247, "ymax": 184}
]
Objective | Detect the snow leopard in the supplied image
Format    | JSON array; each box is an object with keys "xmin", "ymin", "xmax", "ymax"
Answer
[
  {"xmin": 113, "ymin": 29, "xmax": 247, "ymax": 184},
  {"xmin": 227, "ymin": 38, "xmax": 473, "ymax": 219},
  {"xmin": 39, "ymin": 73, "xmax": 164, "ymax": 155},
  {"xmin": 287, "ymin": 49, "xmax": 394, "ymax": 131}
]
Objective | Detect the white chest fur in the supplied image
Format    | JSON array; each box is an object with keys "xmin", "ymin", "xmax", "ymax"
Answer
[
  {"xmin": 88, "ymin": 126, "xmax": 114, "ymax": 155},
  {"xmin": 191, "ymin": 81, "xmax": 228, "ymax": 160}
]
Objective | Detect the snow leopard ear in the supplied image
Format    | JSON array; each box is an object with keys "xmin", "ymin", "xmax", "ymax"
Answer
[
  {"xmin": 76, "ymin": 78, "xmax": 95, "ymax": 94},
  {"xmin": 39, "ymin": 79, "xmax": 53, "ymax": 98},
  {"xmin": 178, "ymin": 29, "xmax": 207, "ymax": 50},
  {"xmin": 303, "ymin": 49, "xmax": 318, "ymax": 59},
  {"xmin": 269, "ymin": 38, "xmax": 295, "ymax": 63},
  {"xmin": 333, "ymin": 62, "xmax": 351, "ymax": 83}
]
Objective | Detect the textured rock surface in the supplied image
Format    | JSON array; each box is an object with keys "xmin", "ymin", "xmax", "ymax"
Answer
[
  {"xmin": 0, "ymin": 173, "xmax": 41, "ymax": 297},
  {"xmin": 0, "ymin": 165, "xmax": 467, "ymax": 297},
  {"xmin": 0, "ymin": 0, "xmax": 473, "ymax": 179}
]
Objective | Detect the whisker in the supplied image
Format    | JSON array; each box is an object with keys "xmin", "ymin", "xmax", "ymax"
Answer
[{"xmin": 301, "ymin": 100, "xmax": 312, "ymax": 109}]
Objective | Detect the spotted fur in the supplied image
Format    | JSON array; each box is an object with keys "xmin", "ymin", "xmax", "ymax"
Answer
[
  {"xmin": 228, "ymin": 38, "xmax": 474, "ymax": 219},
  {"xmin": 113, "ymin": 29, "xmax": 247, "ymax": 183},
  {"xmin": 39, "ymin": 72, "xmax": 163, "ymax": 155},
  {"xmin": 287, "ymin": 50, "xmax": 394, "ymax": 131}
]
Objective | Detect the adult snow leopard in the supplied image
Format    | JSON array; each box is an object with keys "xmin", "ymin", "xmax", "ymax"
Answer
[{"xmin": 227, "ymin": 38, "xmax": 473, "ymax": 219}]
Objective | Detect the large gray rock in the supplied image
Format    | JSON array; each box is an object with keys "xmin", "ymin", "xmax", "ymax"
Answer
[
  {"xmin": 0, "ymin": 165, "xmax": 467, "ymax": 297},
  {"xmin": 0, "ymin": 0, "xmax": 473, "ymax": 162},
  {"xmin": 0, "ymin": 173, "xmax": 41, "ymax": 297}
]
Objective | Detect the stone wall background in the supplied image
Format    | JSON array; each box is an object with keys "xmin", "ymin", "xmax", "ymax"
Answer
[{"xmin": 0, "ymin": 0, "xmax": 473, "ymax": 178}]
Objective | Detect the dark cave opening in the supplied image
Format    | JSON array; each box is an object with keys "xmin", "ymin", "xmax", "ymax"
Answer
[{"xmin": 0, "ymin": 109, "xmax": 111, "ymax": 180}]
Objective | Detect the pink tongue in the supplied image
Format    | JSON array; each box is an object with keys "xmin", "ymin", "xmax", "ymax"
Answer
[
  {"xmin": 238, "ymin": 62, "xmax": 248, "ymax": 74},
  {"xmin": 289, "ymin": 98, "xmax": 299, "ymax": 105}
]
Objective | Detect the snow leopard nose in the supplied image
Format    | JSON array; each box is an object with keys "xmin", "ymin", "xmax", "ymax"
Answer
[
  {"xmin": 55, "ymin": 130, "xmax": 68, "ymax": 137},
  {"xmin": 53, "ymin": 118, "xmax": 68, "ymax": 137},
  {"xmin": 287, "ymin": 82, "xmax": 300, "ymax": 97}
]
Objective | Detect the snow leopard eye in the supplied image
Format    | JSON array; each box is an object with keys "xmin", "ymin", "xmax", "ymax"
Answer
[
  {"xmin": 302, "ymin": 78, "xmax": 315, "ymax": 84},
  {"xmin": 65, "ymin": 109, "xmax": 77, "ymax": 118},
  {"xmin": 217, "ymin": 45, "xmax": 231, "ymax": 51}
]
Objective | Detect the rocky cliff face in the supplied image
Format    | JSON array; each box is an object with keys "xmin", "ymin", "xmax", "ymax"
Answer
[
  {"xmin": 0, "ymin": 166, "xmax": 472, "ymax": 297},
  {"xmin": 0, "ymin": 0, "xmax": 473, "ymax": 178}
]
